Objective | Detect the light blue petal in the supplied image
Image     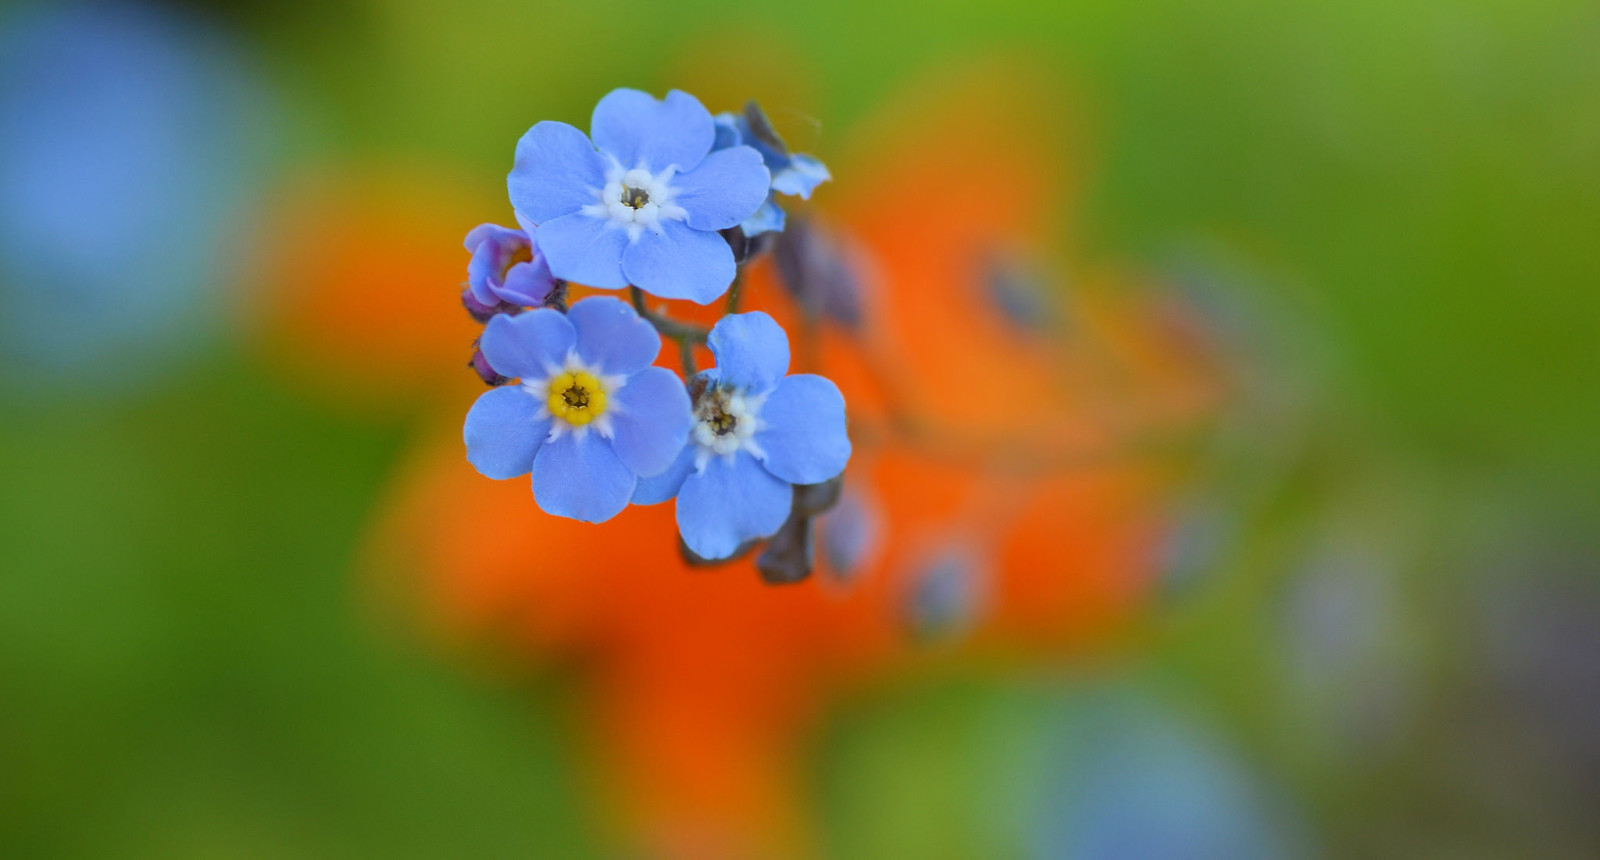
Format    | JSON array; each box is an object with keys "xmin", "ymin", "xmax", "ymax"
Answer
[
  {"xmin": 707, "ymin": 312, "xmax": 789, "ymax": 394},
  {"xmin": 464, "ymin": 386, "xmax": 548, "ymax": 480},
  {"xmin": 479, "ymin": 308, "xmax": 575, "ymax": 380},
  {"xmin": 673, "ymin": 146, "xmax": 771, "ymax": 232},
  {"xmin": 567, "ymin": 295, "xmax": 659, "ymax": 375},
  {"xmin": 631, "ymin": 442, "xmax": 696, "ymax": 505},
  {"xmin": 621, "ymin": 218, "xmax": 735, "ymax": 304},
  {"xmin": 609, "ymin": 366, "xmax": 693, "ymax": 477},
  {"xmin": 590, "ymin": 88, "xmax": 713, "ymax": 172},
  {"xmin": 533, "ymin": 212, "xmax": 629, "ymax": 289},
  {"xmin": 770, "ymin": 153, "xmax": 831, "ymax": 199},
  {"xmin": 531, "ymin": 431, "xmax": 636, "ymax": 523},
  {"xmin": 676, "ymin": 452, "xmax": 793, "ymax": 559},
  {"xmin": 753, "ymin": 374, "xmax": 851, "ymax": 485},
  {"xmin": 740, "ymin": 198, "xmax": 786, "ymax": 237},
  {"xmin": 508, "ymin": 121, "xmax": 608, "ymax": 225}
]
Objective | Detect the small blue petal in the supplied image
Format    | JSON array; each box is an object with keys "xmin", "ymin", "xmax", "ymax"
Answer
[
  {"xmin": 508, "ymin": 121, "xmax": 608, "ymax": 225},
  {"xmin": 531, "ymin": 431, "xmax": 636, "ymax": 523},
  {"xmin": 770, "ymin": 153, "xmax": 830, "ymax": 199},
  {"xmin": 591, "ymin": 88, "xmax": 714, "ymax": 172},
  {"xmin": 753, "ymin": 374, "xmax": 850, "ymax": 485},
  {"xmin": 740, "ymin": 197, "xmax": 786, "ymax": 237},
  {"xmin": 673, "ymin": 146, "xmax": 771, "ymax": 232},
  {"xmin": 566, "ymin": 295, "xmax": 659, "ymax": 375},
  {"xmin": 621, "ymin": 218, "xmax": 735, "ymax": 304},
  {"xmin": 631, "ymin": 442, "xmax": 696, "ymax": 505},
  {"xmin": 496, "ymin": 258, "xmax": 556, "ymax": 306},
  {"xmin": 609, "ymin": 366, "xmax": 693, "ymax": 477},
  {"xmin": 676, "ymin": 452, "xmax": 793, "ymax": 559},
  {"xmin": 706, "ymin": 312, "xmax": 789, "ymax": 394},
  {"xmin": 464, "ymin": 386, "xmax": 548, "ymax": 480},
  {"xmin": 534, "ymin": 212, "xmax": 629, "ymax": 289},
  {"xmin": 479, "ymin": 308, "xmax": 574, "ymax": 380}
]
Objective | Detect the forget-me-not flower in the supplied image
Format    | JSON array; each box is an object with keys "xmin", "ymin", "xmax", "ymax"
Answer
[
  {"xmin": 711, "ymin": 103, "xmax": 831, "ymax": 236},
  {"xmin": 463, "ymin": 223, "xmax": 557, "ymax": 314},
  {"xmin": 464, "ymin": 296, "xmax": 693, "ymax": 523},
  {"xmin": 508, "ymin": 89, "xmax": 770, "ymax": 304},
  {"xmin": 633, "ymin": 312, "xmax": 851, "ymax": 559}
]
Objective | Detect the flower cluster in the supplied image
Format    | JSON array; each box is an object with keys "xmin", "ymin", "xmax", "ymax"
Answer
[{"xmin": 457, "ymin": 88, "xmax": 849, "ymax": 577}]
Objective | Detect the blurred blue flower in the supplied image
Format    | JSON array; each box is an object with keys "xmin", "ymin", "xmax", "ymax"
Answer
[
  {"xmin": 905, "ymin": 545, "xmax": 987, "ymax": 640},
  {"xmin": 0, "ymin": 1, "xmax": 270, "ymax": 389},
  {"xmin": 818, "ymin": 484, "xmax": 883, "ymax": 585},
  {"xmin": 508, "ymin": 89, "xmax": 769, "ymax": 304},
  {"xmin": 633, "ymin": 312, "xmax": 850, "ymax": 559},
  {"xmin": 463, "ymin": 223, "xmax": 557, "ymax": 314},
  {"xmin": 712, "ymin": 103, "xmax": 831, "ymax": 236},
  {"xmin": 1031, "ymin": 693, "xmax": 1311, "ymax": 860},
  {"xmin": 464, "ymin": 297, "xmax": 692, "ymax": 523}
]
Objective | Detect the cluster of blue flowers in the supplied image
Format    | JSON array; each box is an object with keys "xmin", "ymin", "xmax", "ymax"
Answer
[{"xmin": 458, "ymin": 88, "xmax": 849, "ymax": 577}]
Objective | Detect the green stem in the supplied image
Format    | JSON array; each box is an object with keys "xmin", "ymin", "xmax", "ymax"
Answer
[
  {"xmin": 630, "ymin": 286, "xmax": 705, "ymax": 378},
  {"xmin": 724, "ymin": 267, "xmax": 747, "ymax": 314}
]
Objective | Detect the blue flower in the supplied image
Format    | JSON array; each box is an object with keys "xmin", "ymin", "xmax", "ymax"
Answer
[
  {"xmin": 817, "ymin": 484, "xmax": 882, "ymax": 585},
  {"xmin": 633, "ymin": 312, "xmax": 851, "ymax": 559},
  {"xmin": 463, "ymin": 223, "xmax": 557, "ymax": 313},
  {"xmin": 507, "ymin": 89, "xmax": 771, "ymax": 305},
  {"xmin": 0, "ymin": 2, "xmax": 268, "ymax": 386},
  {"xmin": 463, "ymin": 296, "xmax": 693, "ymax": 523},
  {"xmin": 711, "ymin": 103, "xmax": 832, "ymax": 236}
]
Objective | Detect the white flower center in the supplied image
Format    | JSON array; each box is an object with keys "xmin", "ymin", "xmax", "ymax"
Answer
[
  {"xmin": 691, "ymin": 384, "xmax": 765, "ymax": 468},
  {"xmin": 582, "ymin": 161, "xmax": 689, "ymax": 242}
]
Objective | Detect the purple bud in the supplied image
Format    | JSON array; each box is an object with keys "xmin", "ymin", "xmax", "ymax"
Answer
[{"xmin": 468, "ymin": 342, "xmax": 508, "ymax": 387}]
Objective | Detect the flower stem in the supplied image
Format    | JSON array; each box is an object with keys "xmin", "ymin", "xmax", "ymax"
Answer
[
  {"xmin": 724, "ymin": 267, "xmax": 747, "ymax": 314},
  {"xmin": 630, "ymin": 286, "xmax": 706, "ymax": 378}
]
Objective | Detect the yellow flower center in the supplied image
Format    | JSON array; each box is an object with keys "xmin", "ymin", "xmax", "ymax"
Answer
[{"xmin": 546, "ymin": 370, "xmax": 608, "ymax": 426}]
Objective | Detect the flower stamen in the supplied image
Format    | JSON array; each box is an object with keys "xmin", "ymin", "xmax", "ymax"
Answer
[{"xmin": 546, "ymin": 370, "xmax": 608, "ymax": 427}]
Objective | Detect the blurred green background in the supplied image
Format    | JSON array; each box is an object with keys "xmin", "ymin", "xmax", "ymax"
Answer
[{"xmin": 2, "ymin": 0, "xmax": 1597, "ymax": 857}]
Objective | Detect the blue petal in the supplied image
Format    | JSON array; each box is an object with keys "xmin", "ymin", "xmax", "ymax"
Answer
[
  {"xmin": 609, "ymin": 366, "xmax": 693, "ymax": 477},
  {"xmin": 531, "ymin": 431, "xmax": 636, "ymax": 523},
  {"xmin": 464, "ymin": 386, "xmax": 549, "ymax": 480},
  {"xmin": 566, "ymin": 295, "xmax": 659, "ymax": 375},
  {"xmin": 631, "ymin": 442, "xmax": 696, "ymax": 505},
  {"xmin": 707, "ymin": 311, "xmax": 789, "ymax": 394},
  {"xmin": 590, "ymin": 88, "xmax": 714, "ymax": 172},
  {"xmin": 533, "ymin": 212, "xmax": 629, "ymax": 289},
  {"xmin": 753, "ymin": 374, "xmax": 851, "ymax": 485},
  {"xmin": 463, "ymin": 222, "xmax": 504, "ymax": 251},
  {"xmin": 466, "ymin": 242, "xmax": 501, "ymax": 305},
  {"xmin": 673, "ymin": 146, "xmax": 771, "ymax": 231},
  {"xmin": 495, "ymin": 258, "xmax": 556, "ymax": 306},
  {"xmin": 676, "ymin": 452, "xmax": 793, "ymax": 559},
  {"xmin": 479, "ymin": 307, "xmax": 574, "ymax": 380},
  {"xmin": 740, "ymin": 197, "xmax": 786, "ymax": 237},
  {"xmin": 621, "ymin": 219, "xmax": 735, "ymax": 304},
  {"xmin": 711, "ymin": 113, "xmax": 742, "ymax": 150},
  {"xmin": 508, "ymin": 121, "xmax": 608, "ymax": 225},
  {"xmin": 770, "ymin": 153, "xmax": 831, "ymax": 199}
]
